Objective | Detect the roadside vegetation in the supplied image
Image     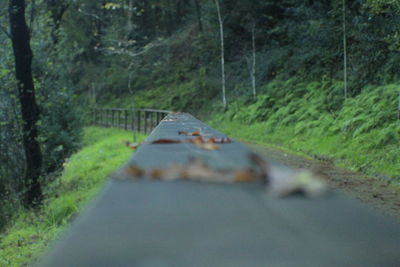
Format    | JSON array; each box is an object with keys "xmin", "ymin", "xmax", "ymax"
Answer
[
  {"xmin": 0, "ymin": 127, "xmax": 145, "ymax": 266},
  {"xmin": 209, "ymin": 80, "xmax": 400, "ymax": 179}
]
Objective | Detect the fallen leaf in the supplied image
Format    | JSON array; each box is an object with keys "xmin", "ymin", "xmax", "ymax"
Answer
[
  {"xmin": 125, "ymin": 141, "xmax": 140, "ymax": 150},
  {"xmin": 161, "ymin": 118, "xmax": 177, "ymax": 122},
  {"xmin": 161, "ymin": 164, "xmax": 187, "ymax": 181},
  {"xmin": 248, "ymin": 153, "xmax": 269, "ymax": 184},
  {"xmin": 207, "ymin": 137, "xmax": 217, "ymax": 143},
  {"xmin": 206, "ymin": 137, "xmax": 232, "ymax": 144},
  {"xmin": 191, "ymin": 136, "xmax": 205, "ymax": 144},
  {"xmin": 124, "ymin": 165, "xmax": 144, "ymax": 178},
  {"xmin": 150, "ymin": 168, "xmax": 163, "ymax": 180},
  {"xmin": 193, "ymin": 142, "xmax": 220, "ymax": 150},
  {"xmin": 180, "ymin": 158, "xmax": 231, "ymax": 183},
  {"xmin": 234, "ymin": 170, "xmax": 257, "ymax": 182},
  {"xmin": 178, "ymin": 130, "xmax": 201, "ymax": 136}
]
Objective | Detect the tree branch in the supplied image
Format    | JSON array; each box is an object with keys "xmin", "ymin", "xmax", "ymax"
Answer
[
  {"xmin": 29, "ymin": 0, "xmax": 36, "ymax": 35},
  {"xmin": 77, "ymin": 8, "xmax": 107, "ymax": 23}
]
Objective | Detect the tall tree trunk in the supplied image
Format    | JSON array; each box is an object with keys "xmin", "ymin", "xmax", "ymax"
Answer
[
  {"xmin": 245, "ymin": 25, "xmax": 256, "ymax": 98},
  {"xmin": 343, "ymin": 0, "xmax": 348, "ymax": 99},
  {"xmin": 126, "ymin": 0, "xmax": 133, "ymax": 38},
  {"xmin": 251, "ymin": 25, "xmax": 256, "ymax": 98},
  {"xmin": 166, "ymin": 0, "xmax": 174, "ymax": 36},
  {"xmin": 214, "ymin": 0, "xmax": 226, "ymax": 110},
  {"xmin": 9, "ymin": 0, "xmax": 43, "ymax": 207},
  {"xmin": 175, "ymin": 0, "xmax": 185, "ymax": 26},
  {"xmin": 193, "ymin": 0, "xmax": 203, "ymax": 32}
]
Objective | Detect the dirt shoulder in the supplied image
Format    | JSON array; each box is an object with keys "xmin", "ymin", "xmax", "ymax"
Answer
[{"xmin": 245, "ymin": 142, "xmax": 400, "ymax": 223}]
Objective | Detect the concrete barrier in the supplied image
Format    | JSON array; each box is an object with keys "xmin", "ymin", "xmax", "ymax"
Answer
[{"xmin": 38, "ymin": 113, "xmax": 400, "ymax": 267}]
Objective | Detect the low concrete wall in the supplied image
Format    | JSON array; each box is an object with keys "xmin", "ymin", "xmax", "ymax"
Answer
[{"xmin": 38, "ymin": 113, "xmax": 400, "ymax": 267}]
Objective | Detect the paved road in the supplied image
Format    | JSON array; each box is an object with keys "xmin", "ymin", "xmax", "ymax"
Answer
[
  {"xmin": 38, "ymin": 113, "xmax": 400, "ymax": 267},
  {"xmin": 246, "ymin": 141, "xmax": 400, "ymax": 222}
]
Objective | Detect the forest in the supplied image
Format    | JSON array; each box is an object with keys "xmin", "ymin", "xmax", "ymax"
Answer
[{"xmin": 0, "ymin": 0, "xmax": 400, "ymax": 264}]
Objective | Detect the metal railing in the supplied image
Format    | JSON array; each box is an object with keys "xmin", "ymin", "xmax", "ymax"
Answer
[{"xmin": 91, "ymin": 108, "xmax": 172, "ymax": 134}]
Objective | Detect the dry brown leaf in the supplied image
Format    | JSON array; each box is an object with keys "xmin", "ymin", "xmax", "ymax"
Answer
[
  {"xmin": 150, "ymin": 168, "xmax": 163, "ymax": 180},
  {"xmin": 191, "ymin": 136, "xmax": 205, "ymax": 144},
  {"xmin": 124, "ymin": 165, "xmax": 144, "ymax": 178},
  {"xmin": 178, "ymin": 131, "xmax": 201, "ymax": 136},
  {"xmin": 190, "ymin": 136, "xmax": 221, "ymax": 150},
  {"xmin": 206, "ymin": 137, "xmax": 232, "ymax": 144},
  {"xmin": 207, "ymin": 137, "xmax": 217, "ymax": 143},
  {"xmin": 127, "ymin": 142, "xmax": 140, "ymax": 150},
  {"xmin": 161, "ymin": 164, "xmax": 187, "ymax": 181},
  {"xmin": 193, "ymin": 142, "xmax": 220, "ymax": 151},
  {"xmin": 248, "ymin": 153, "xmax": 269, "ymax": 184},
  {"xmin": 181, "ymin": 158, "xmax": 231, "ymax": 183},
  {"xmin": 234, "ymin": 170, "xmax": 257, "ymax": 182}
]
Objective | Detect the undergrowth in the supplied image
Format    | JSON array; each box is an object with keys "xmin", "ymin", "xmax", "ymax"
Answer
[
  {"xmin": 0, "ymin": 127, "xmax": 145, "ymax": 266},
  {"xmin": 209, "ymin": 80, "xmax": 400, "ymax": 179}
]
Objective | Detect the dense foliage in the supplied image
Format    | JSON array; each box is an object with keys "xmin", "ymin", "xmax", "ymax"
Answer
[
  {"xmin": 0, "ymin": 1, "xmax": 82, "ymax": 229},
  {"xmin": 64, "ymin": 0, "xmax": 400, "ymax": 104},
  {"xmin": 0, "ymin": 127, "xmax": 144, "ymax": 266}
]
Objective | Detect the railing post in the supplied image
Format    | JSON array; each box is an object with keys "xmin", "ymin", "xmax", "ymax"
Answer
[
  {"xmin": 124, "ymin": 110, "xmax": 128, "ymax": 130},
  {"xmin": 108, "ymin": 110, "xmax": 110, "ymax": 126},
  {"xmin": 157, "ymin": 112, "xmax": 161, "ymax": 125},
  {"xmin": 104, "ymin": 109, "xmax": 107, "ymax": 127},
  {"xmin": 150, "ymin": 112, "xmax": 154, "ymax": 130},
  {"xmin": 106, "ymin": 109, "xmax": 109, "ymax": 127},
  {"xmin": 108, "ymin": 109, "xmax": 112, "ymax": 127},
  {"xmin": 117, "ymin": 110, "xmax": 120, "ymax": 128},
  {"xmin": 144, "ymin": 111, "xmax": 148, "ymax": 133},
  {"xmin": 131, "ymin": 109, "xmax": 134, "ymax": 130},
  {"xmin": 137, "ymin": 110, "xmax": 141, "ymax": 133},
  {"xmin": 111, "ymin": 109, "xmax": 115, "ymax": 127}
]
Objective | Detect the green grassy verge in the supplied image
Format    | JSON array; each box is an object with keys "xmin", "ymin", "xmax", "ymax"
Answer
[
  {"xmin": 207, "ymin": 80, "xmax": 400, "ymax": 180},
  {"xmin": 209, "ymin": 89, "xmax": 400, "ymax": 180},
  {"xmin": 0, "ymin": 127, "xmax": 146, "ymax": 267}
]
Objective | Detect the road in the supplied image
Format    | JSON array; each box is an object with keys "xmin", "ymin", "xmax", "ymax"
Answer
[{"xmin": 246, "ymin": 142, "xmax": 400, "ymax": 222}]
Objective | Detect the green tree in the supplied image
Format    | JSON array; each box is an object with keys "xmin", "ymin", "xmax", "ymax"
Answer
[{"xmin": 8, "ymin": 0, "xmax": 43, "ymax": 206}]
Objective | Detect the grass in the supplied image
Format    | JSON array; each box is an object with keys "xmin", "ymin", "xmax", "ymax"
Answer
[
  {"xmin": 209, "ymin": 115, "xmax": 400, "ymax": 181},
  {"xmin": 0, "ymin": 127, "xmax": 146, "ymax": 267}
]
